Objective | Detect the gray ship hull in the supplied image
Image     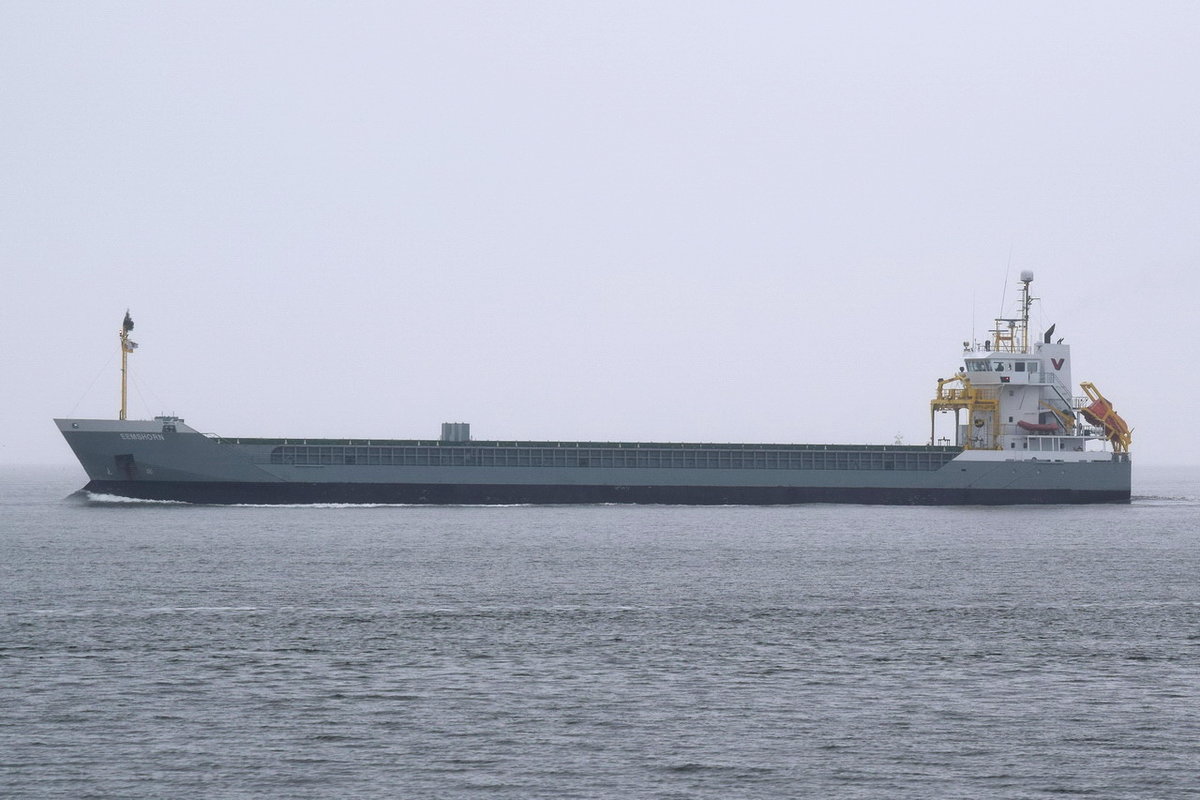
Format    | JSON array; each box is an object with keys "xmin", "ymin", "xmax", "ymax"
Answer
[{"xmin": 55, "ymin": 418, "xmax": 1132, "ymax": 505}]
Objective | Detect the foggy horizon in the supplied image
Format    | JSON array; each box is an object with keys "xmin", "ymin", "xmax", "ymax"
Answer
[{"xmin": 3, "ymin": 2, "xmax": 1197, "ymax": 468}]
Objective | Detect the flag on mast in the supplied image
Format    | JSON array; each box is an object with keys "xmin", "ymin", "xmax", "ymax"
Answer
[{"xmin": 123, "ymin": 310, "xmax": 134, "ymax": 333}]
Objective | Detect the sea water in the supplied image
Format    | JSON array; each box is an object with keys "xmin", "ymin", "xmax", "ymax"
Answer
[{"xmin": 2, "ymin": 465, "xmax": 1198, "ymax": 799}]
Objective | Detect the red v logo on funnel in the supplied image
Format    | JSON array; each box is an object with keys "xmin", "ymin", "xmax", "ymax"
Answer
[{"xmin": 1052, "ymin": 358, "xmax": 1065, "ymax": 370}]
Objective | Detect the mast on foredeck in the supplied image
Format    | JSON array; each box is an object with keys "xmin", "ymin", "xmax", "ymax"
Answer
[{"xmin": 119, "ymin": 310, "xmax": 137, "ymax": 420}]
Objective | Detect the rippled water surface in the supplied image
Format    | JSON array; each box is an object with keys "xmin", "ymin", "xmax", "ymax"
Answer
[{"xmin": 3, "ymin": 465, "xmax": 1198, "ymax": 798}]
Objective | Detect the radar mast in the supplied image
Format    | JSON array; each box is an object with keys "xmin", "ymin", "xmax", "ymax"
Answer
[{"xmin": 990, "ymin": 270, "xmax": 1036, "ymax": 353}]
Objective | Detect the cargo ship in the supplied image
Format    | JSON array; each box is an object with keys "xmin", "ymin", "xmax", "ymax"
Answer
[{"xmin": 56, "ymin": 273, "xmax": 1132, "ymax": 505}]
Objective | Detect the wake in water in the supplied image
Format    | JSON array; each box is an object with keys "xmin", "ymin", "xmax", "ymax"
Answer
[
  {"xmin": 77, "ymin": 491, "xmax": 534, "ymax": 509},
  {"xmin": 81, "ymin": 491, "xmax": 187, "ymax": 505},
  {"xmin": 1132, "ymin": 494, "xmax": 1200, "ymax": 507}
]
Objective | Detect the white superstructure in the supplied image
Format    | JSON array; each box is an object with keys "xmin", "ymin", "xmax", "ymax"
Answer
[{"xmin": 931, "ymin": 271, "xmax": 1131, "ymax": 460}]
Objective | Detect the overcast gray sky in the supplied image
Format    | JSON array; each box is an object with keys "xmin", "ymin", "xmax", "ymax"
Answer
[{"xmin": 3, "ymin": 1, "xmax": 1197, "ymax": 467}]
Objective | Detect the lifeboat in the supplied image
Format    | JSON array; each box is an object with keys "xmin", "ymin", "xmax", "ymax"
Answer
[
  {"xmin": 1017, "ymin": 420, "xmax": 1060, "ymax": 433},
  {"xmin": 1078, "ymin": 382, "xmax": 1132, "ymax": 452}
]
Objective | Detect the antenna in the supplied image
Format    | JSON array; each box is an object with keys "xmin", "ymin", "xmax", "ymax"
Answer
[
  {"xmin": 971, "ymin": 289, "xmax": 976, "ymax": 348},
  {"xmin": 997, "ymin": 244, "xmax": 1013, "ymax": 322}
]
